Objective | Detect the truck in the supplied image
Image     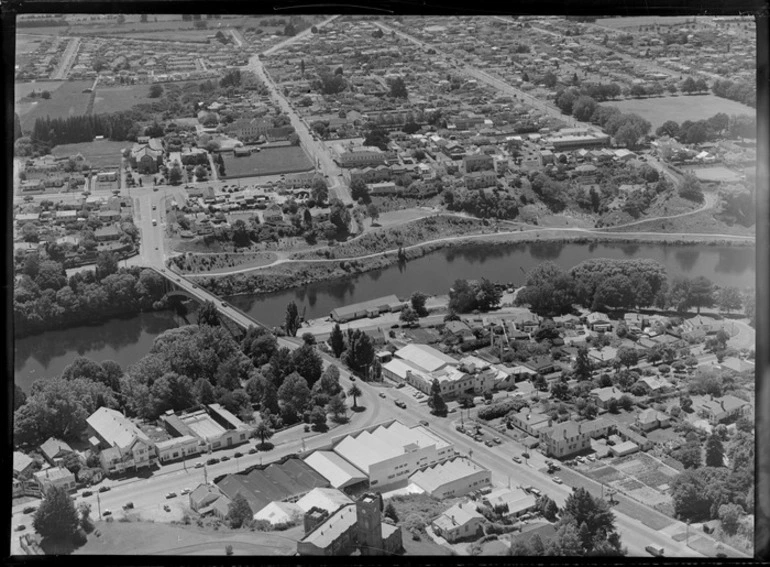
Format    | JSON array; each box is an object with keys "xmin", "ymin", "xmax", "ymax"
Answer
[{"xmin": 645, "ymin": 544, "xmax": 665, "ymax": 557}]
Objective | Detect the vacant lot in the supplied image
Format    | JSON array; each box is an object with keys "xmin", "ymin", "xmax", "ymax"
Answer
[
  {"xmin": 92, "ymin": 84, "xmax": 158, "ymax": 114},
  {"xmin": 14, "ymin": 80, "xmax": 64, "ymax": 104},
  {"xmin": 52, "ymin": 140, "xmax": 127, "ymax": 168},
  {"xmin": 19, "ymin": 80, "xmax": 93, "ymax": 129},
  {"xmin": 75, "ymin": 521, "xmax": 301, "ymax": 555},
  {"xmin": 221, "ymin": 147, "xmax": 313, "ymax": 178},
  {"xmin": 609, "ymin": 95, "xmax": 755, "ymax": 130}
]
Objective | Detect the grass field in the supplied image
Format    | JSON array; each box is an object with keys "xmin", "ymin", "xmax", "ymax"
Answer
[
  {"xmin": 221, "ymin": 147, "xmax": 313, "ymax": 178},
  {"xmin": 75, "ymin": 521, "xmax": 301, "ymax": 555},
  {"xmin": 608, "ymin": 95, "xmax": 755, "ymax": 130},
  {"xmin": 92, "ymin": 84, "xmax": 158, "ymax": 114},
  {"xmin": 14, "ymin": 81, "xmax": 64, "ymax": 103},
  {"xmin": 52, "ymin": 140, "xmax": 127, "ymax": 168},
  {"xmin": 18, "ymin": 80, "xmax": 93, "ymax": 130}
]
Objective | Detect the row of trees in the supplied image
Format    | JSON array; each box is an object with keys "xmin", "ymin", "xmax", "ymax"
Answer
[
  {"xmin": 448, "ymin": 278, "xmax": 502, "ymax": 313},
  {"xmin": 712, "ymin": 78, "xmax": 756, "ymax": 108}
]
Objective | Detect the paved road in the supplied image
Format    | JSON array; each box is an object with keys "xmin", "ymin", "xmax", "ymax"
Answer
[{"xmin": 50, "ymin": 37, "xmax": 80, "ymax": 80}]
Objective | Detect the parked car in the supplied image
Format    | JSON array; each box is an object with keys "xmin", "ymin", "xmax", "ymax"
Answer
[
  {"xmin": 220, "ymin": 456, "xmax": 230, "ymax": 462},
  {"xmin": 529, "ymin": 488, "xmax": 541, "ymax": 497},
  {"xmin": 395, "ymin": 383, "xmax": 405, "ymax": 389},
  {"xmin": 207, "ymin": 458, "xmax": 219, "ymax": 465},
  {"xmin": 194, "ymin": 462, "xmax": 204, "ymax": 469},
  {"xmin": 163, "ymin": 505, "xmax": 171, "ymax": 512},
  {"xmin": 103, "ymin": 510, "xmax": 112, "ymax": 516},
  {"xmin": 166, "ymin": 492, "xmax": 177, "ymax": 499},
  {"xmin": 234, "ymin": 452, "xmax": 243, "ymax": 458},
  {"xmin": 180, "ymin": 488, "xmax": 191, "ymax": 495},
  {"xmin": 248, "ymin": 448, "xmax": 258, "ymax": 455},
  {"xmin": 395, "ymin": 400, "xmax": 407, "ymax": 409},
  {"xmin": 22, "ymin": 506, "xmax": 36, "ymax": 514},
  {"xmin": 122, "ymin": 502, "xmax": 134, "ymax": 510},
  {"xmin": 493, "ymin": 437, "xmax": 502, "ymax": 444},
  {"xmin": 552, "ymin": 477, "xmax": 563, "ymax": 484},
  {"xmin": 379, "ymin": 392, "xmax": 387, "ymax": 399},
  {"xmin": 419, "ymin": 420, "xmax": 429, "ymax": 427},
  {"xmin": 98, "ymin": 486, "xmax": 111, "ymax": 493},
  {"xmin": 512, "ymin": 456, "xmax": 522, "ymax": 464},
  {"xmin": 484, "ymin": 440, "xmax": 495, "ymax": 447},
  {"xmin": 14, "ymin": 525, "xmax": 26, "ymax": 532}
]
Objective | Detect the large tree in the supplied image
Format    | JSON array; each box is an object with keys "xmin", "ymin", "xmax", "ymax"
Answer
[
  {"xmin": 342, "ymin": 329, "xmax": 375, "ymax": 377},
  {"xmin": 518, "ymin": 262, "xmax": 576, "ymax": 317},
  {"xmin": 705, "ymin": 432, "xmax": 725, "ymax": 467},
  {"xmin": 33, "ymin": 485, "xmax": 79, "ymax": 541},
  {"xmin": 196, "ymin": 300, "xmax": 221, "ymax": 327},
  {"xmin": 277, "ymin": 372, "xmax": 311, "ymax": 423},
  {"xmin": 428, "ymin": 379, "xmax": 448, "ymax": 416},
  {"xmin": 254, "ymin": 419, "xmax": 274, "ymax": 446},
  {"xmin": 226, "ymin": 493, "xmax": 253, "ymax": 528},
  {"xmin": 689, "ymin": 276, "xmax": 715, "ymax": 314},
  {"xmin": 329, "ymin": 324, "xmax": 346, "ymax": 358},
  {"xmin": 291, "ymin": 343, "xmax": 323, "ymax": 387},
  {"xmin": 561, "ymin": 487, "xmax": 620, "ymax": 554},
  {"xmin": 284, "ymin": 301, "xmax": 301, "ymax": 337},
  {"xmin": 347, "ymin": 384, "xmax": 362, "ymax": 409}
]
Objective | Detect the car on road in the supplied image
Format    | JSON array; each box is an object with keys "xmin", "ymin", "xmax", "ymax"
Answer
[
  {"xmin": 98, "ymin": 486, "xmax": 111, "ymax": 493},
  {"xmin": 152, "ymin": 205, "xmax": 156, "ymax": 210},
  {"xmin": 484, "ymin": 440, "xmax": 495, "ymax": 447},
  {"xmin": 14, "ymin": 525, "xmax": 26, "ymax": 532},
  {"xmin": 248, "ymin": 448, "xmax": 258, "ymax": 455},
  {"xmin": 395, "ymin": 400, "xmax": 407, "ymax": 409},
  {"xmin": 587, "ymin": 455, "xmax": 596, "ymax": 462},
  {"xmin": 552, "ymin": 477, "xmax": 563, "ymax": 484},
  {"xmin": 234, "ymin": 452, "xmax": 243, "ymax": 458},
  {"xmin": 220, "ymin": 456, "xmax": 230, "ymax": 462},
  {"xmin": 419, "ymin": 420, "xmax": 429, "ymax": 427},
  {"xmin": 22, "ymin": 506, "xmax": 37, "ymax": 515},
  {"xmin": 163, "ymin": 505, "xmax": 171, "ymax": 512},
  {"xmin": 512, "ymin": 456, "xmax": 522, "ymax": 464},
  {"xmin": 103, "ymin": 510, "xmax": 112, "ymax": 516},
  {"xmin": 207, "ymin": 458, "xmax": 220, "ymax": 465},
  {"xmin": 166, "ymin": 492, "xmax": 177, "ymax": 499},
  {"xmin": 529, "ymin": 487, "xmax": 541, "ymax": 497},
  {"xmin": 123, "ymin": 502, "xmax": 134, "ymax": 510},
  {"xmin": 395, "ymin": 383, "xmax": 405, "ymax": 388},
  {"xmin": 181, "ymin": 488, "xmax": 191, "ymax": 495},
  {"xmin": 493, "ymin": 437, "xmax": 502, "ymax": 444},
  {"xmin": 379, "ymin": 392, "xmax": 387, "ymax": 398},
  {"xmin": 194, "ymin": 462, "xmax": 204, "ymax": 469}
]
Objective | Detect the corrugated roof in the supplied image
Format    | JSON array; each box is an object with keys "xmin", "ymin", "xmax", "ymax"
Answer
[
  {"xmin": 40, "ymin": 437, "xmax": 72, "ymax": 461},
  {"xmin": 409, "ymin": 457, "xmax": 487, "ymax": 495},
  {"xmin": 395, "ymin": 344, "xmax": 458, "ymax": 373},
  {"xmin": 330, "ymin": 295, "xmax": 401, "ymax": 319},
  {"xmin": 296, "ymin": 487, "xmax": 353, "ymax": 515},
  {"xmin": 86, "ymin": 407, "xmax": 151, "ymax": 451},
  {"xmin": 303, "ymin": 451, "xmax": 367, "ymax": 489},
  {"xmin": 301, "ymin": 503, "xmax": 357, "ymax": 548}
]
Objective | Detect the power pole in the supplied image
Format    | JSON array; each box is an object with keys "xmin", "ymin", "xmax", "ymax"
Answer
[{"xmin": 96, "ymin": 492, "xmax": 101, "ymax": 518}]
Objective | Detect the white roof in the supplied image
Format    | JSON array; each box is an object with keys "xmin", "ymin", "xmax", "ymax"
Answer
[
  {"xmin": 296, "ymin": 487, "xmax": 353, "ymax": 515},
  {"xmin": 86, "ymin": 407, "xmax": 152, "ymax": 451},
  {"xmin": 395, "ymin": 344, "xmax": 458, "ymax": 373},
  {"xmin": 409, "ymin": 457, "xmax": 487, "ymax": 494},
  {"xmin": 382, "ymin": 358, "xmax": 425, "ymax": 381},
  {"xmin": 13, "ymin": 451, "xmax": 34, "ymax": 473},
  {"xmin": 433, "ymin": 502, "xmax": 483, "ymax": 530},
  {"xmin": 303, "ymin": 451, "xmax": 367, "ymax": 489},
  {"xmin": 333, "ymin": 421, "xmax": 451, "ymax": 473},
  {"xmin": 484, "ymin": 488, "xmax": 536, "ymax": 514},
  {"xmin": 253, "ymin": 501, "xmax": 302, "ymax": 525}
]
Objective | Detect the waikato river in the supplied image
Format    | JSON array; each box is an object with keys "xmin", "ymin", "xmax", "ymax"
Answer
[{"xmin": 15, "ymin": 241, "xmax": 755, "ymax": 392}]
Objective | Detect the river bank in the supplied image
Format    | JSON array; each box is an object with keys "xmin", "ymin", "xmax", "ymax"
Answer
[{"xmin": 197, "ymin": 229, "xmax": 755, "ymax": 298}]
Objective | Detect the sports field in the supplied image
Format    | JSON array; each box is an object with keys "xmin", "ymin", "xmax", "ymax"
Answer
[
  {"xmin": 92, "ymin": 84, "xmax": 159, "ymax": 114},
  {"xmin": 52, "ymin": 140, "xmax": 127, "ymax": 168},
  {"xmin": 608, "ymin": 95, "xmax": 755, "ymax": 130},
  {"xmin": 221, "ymin": 146, "xmax": 313, "ymax": 178}
]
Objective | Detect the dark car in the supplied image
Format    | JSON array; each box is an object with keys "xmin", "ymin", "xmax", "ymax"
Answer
[
  {"xmin": 123, "ymin": 502, "xmax": 134, "ymax": 510},
  {"xmin": 207, "ymin": 458, "xmax": 220, "ymax": 465},
  {"xmin": 166, "ymin": 492, "xmax": 177, "ymax": 499},
  {"xmin": 395, "ymin": 400, "xmax": 407, "ymax": 409},
  {"xmin": 22, "ymin": 506, "xmax": 36, "ymax": 515},
  {"xmin": 248, "ymin": 448, "xmax": 258, "ymax": 455},
  {"xmin": 14, "ymin": 525, "xmax": 26, "ymax": 532},
  {"xmin": 98, "ymin": 486, "xmax": 111, "ymax": 493},
  {"xmin": 234, "ymin": 452, "xmax": 243, "ymax": 458},
  {"xmin": 220, "ymin": 456, "xmax": 230, "ymax": 462},
  {"xmin": 419, "ymin": 420, "xmax": 429, "ymax": 427}
]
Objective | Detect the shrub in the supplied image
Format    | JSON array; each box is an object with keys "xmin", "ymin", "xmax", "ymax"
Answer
[
  {"xmin": 478, "ymin": 398, "xmax": 528, "ymax": 420},
  {"xmin": 71, "ymin": 527, "xmax": 87, "ymax": 546}
]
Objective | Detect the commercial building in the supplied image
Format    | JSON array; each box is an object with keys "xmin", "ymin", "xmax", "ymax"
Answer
[
  {"xmin": 33, "ymin": 466, "xmax": 76, "ymax": 494},
  {"xmin": 297, "ymin": 487, "xmax": 354, "ymax": 516},
  {"xmin": 216, "ymin": 457, "xmax": 330, "ymax": 516},
  {"xmin": 548, "ymin": 128, "xmax": 610, "ymax": 151},
  {"xmin": 86, "ymin": 407, "xmax": 158, "ymax": 476},
  {"xmin": 330, "ymin": 294, "xmax": 407, "ymax": 323},
  {"xmin": 509, "ymin": 408, "xmax": 553, "ymax": 438},
  {"xmin": 154, "ymin": 435, "xmax": 201, "ymax": 464},
  {"xmin": 540, "ymin": 420, "xmax": 591, "ymax": 459},
  {"xmin": 431, "ymin": 501, "xmax": 484, "ymax": 543},
  {"xmin": 334, "ymin": 144, "xmax": 387, "ymax": 168},
  {"xmin": 332, "ymin": 421, "xmax": 455, "ymax": 489},
  {"xmin": 161, "ymin": 403, "xmax": 252, "ymax": 454},
  {"xmin": 408, "ymin": 457, "xmax": 491, "ymax": 499},
  {"xmin": 303, "ymin": 450, "xmax": 368, "ymax": 491}
]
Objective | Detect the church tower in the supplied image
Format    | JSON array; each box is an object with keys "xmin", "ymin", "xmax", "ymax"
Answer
[{"xmin": 356, "ymin": 492, "xmax": 383, "ymax": 555}]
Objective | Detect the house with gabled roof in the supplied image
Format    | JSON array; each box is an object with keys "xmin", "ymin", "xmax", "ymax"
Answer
[
  {"xmin": 86, "ymin": 407, "xmax": 157, "ymax": 476},
  {"xmin": 40, "ymin": 437, "xmax": 74, "ymax": 467}
]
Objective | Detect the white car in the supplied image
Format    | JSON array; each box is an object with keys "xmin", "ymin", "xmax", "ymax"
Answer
[{"xmin": 180, "ymin": 488, "xmax": 191, "ymax": 495}]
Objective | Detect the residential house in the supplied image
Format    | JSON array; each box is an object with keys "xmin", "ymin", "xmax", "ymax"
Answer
[
  {"xmin": 590, "ymin": 386, "xmax": 625, "ymax": 409},
  {"xmin": 522, "ymin": 356, "xmax": 557, "ymax": 375},
  {"xmin": 615, "ymin": 426, "xmax": 653, "ymax": 451},
  {"xmin": 509, "ymin": 408, "xmax": 552, "ymax": 438},
  {"xmin": 464, "ymin": 170, "xmax": 497, "ymax": 189},
  {"xmin": 586, "ymin": 312, "xmax": 612, "ymax": 332},
  {"xmin": 635, "ymin": 408, "xmax": 671, "ymax": 432},
  {"xmin": 13, "ymin": 452, "xmax": 36, "ymax": 479},
  {"xmin": 482, "ymin": 487, "xmax": 537, "ymax": 518},
  {"xmin": 699, "ymin": 395, "xmax": 751, "ymax": 425},
  {"xmin": 588, "ymin": 346, "xmax": 618, "ymax": 364},
  {"xmin": 623, "ymin": 313, "xmax": 647, "ymax": 332},
  {"xmin": 189, "ymin": 483, "xmax": 231, "ymax": 519},
  {"xmin": 540, "ymin": 420, "xmax": 591, "ymax": 459},
  {"xmin": 431, "ymin": 502, "xmax": 484, "ymax": 543},
  {"xmin": 637, "ymin": 376, "xmax": 673, "ymax": 394},
  {"xmin": 39, "ymin": 437, "xmax": 74, "ymax": 467}
]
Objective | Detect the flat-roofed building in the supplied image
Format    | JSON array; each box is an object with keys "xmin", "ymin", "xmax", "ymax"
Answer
[
  {"xmin": 330, "ymin": 294, "xmax": 407, "ymax": 322},
  {"xmin": 154, "ymin": 435, "xmax": 201, "ymax": 463},
  {"xmin": 303, "ymin": 450, "xmax": 368, "ymax": 490},
  {"xmin": 161, "ymin": 403, "xmax": 251, "ymax": 453},
  {"xmin": 409, "ymin": 456, "xmax": 491, "ymax": 499},
  {"xmin": 332, "ymin": 421, "xmax": 455, "ymax": 489}
]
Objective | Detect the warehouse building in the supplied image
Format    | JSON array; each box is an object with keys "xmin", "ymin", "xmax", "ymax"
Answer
[
  {"xmin": 303, "ymin": 450, "xmax": 368, "ymax": 491},
  {"xmin": 330, "ymin": 295, "xmax": 407, "ymax": 323},
  {"xmin": 408, "ymin": 456, "xmax": 491, "ymax": 499}
]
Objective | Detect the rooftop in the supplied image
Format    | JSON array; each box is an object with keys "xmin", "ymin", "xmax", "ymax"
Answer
[
  {"xmin": 303, "ymin": 451, "xmax": 367, "ymax": 489},
  {"xmin": 395, "ymin": 343, "xmax": 459, "ymax": 373},
  {"xmin": 300, "ymin": 503, "xmax": 357, "ymax": 548}
]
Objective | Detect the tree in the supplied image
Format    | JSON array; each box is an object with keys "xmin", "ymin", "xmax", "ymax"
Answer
[
  {"xmin": 573, "ymin": 347, "xmax": 592, "ymax": 381},
  {"xmin": 591, "ymin": 275, "xmax": 635, "ymax": 311},
  {"xmin": 284, "ymin": 301, "xmax": 301, "ymax": 337},
  {"xmin": 718, "ymin": 503, "xmax": 742, "ymax": 536},
  {"xmin": 311, "ymin": 178, "xmax": 328, "ymax": 204},
  {"xmin": 328, "ymin": 394, "xmax": 348, "ymax": 423},
  {"xmin": 277, "ymin": 372, "xmax": 311, "ymax": 423},
  {"xmin": 705, "ymin": 432, "xmax": 725, "ymax": 467},
  {"xmin": 572, "ymin": 96, "xmax": 598, "ymax": 122},
  {"xmin": 677, "ymin": 436, "xmax": 702, "ymax": 469},
  {"xmin": 366, "ymin": 203, "xmax": 380, "ymax": 224},
  {"xmin": 33, "ymin": 485, "xmax": 79, "ymax": 541},
  {"xmin": 196, "ymin": 300, "xmax": 220, "ymax": 327},
  {"xmin": 689, "ymin": 276, "xmax": 715, "ymax": 314},
  {"xmin": 537, "ymin": 495, "xmax": 559, "ymax": 521},
  {"xmin": 95, "ymin": 251, "xmax": 119, "ymax": 281},
  {"xmin": 716, "ymin": 286, "xmax": 742, "ymax": 313},
  {"xmin": 347, "ymin": 384, "xmax": 362, "ymax": 409},
  {"xmin": 149, "ymin": 84, "xmax": 164, "ymax": 98},
  {"xmin": 227, "ymin": 493, "xmax": 253, "ymax": 528},
  {"xmin": 618, "ymin": 394, "xmax": 634, "ymax": 411},
  {"xmin": 329, "ymin": 199, "xmax": 351, "ymax": 234},
  {"xmin": 678, "ymin": 175, "xmax": 704, "ymax": 203},
  {"xmin": 350, "ymin": 178, "xmax": 370, "ymax": 203},
  {"xmin": 399, "ymin": 306, "xmax": 419, "ymax": 327},
  {"xmin": 310, "ymin": 406, "xmax": 327, "ymax": 432},
  {"xmin": 329, "ymin": 324, "xmax": 346, "ymax": 358},
  {"xmin": 389, "ymin": 77, "xmax": 408, "ymax": 99},
  {"xmin": 342, "ymin": 329, "xmax": 375, "ymax": 376},
  {"xmin": 428, "ymin": 379, "xmax": 448, "ymax": 416},
  {"xmin": 168, "ymin": 164, "xmax": 183, "ymax": 185},
  {"xmin": 291, "ymin": 344, "xmax": 323, "ymax": 387},
  {"xmin": 384, "ymin": 502, "xmax": 399, "ymax": 523},
  {"xmin": 616, "ymin": 347, "xmax": 639, "ymax": 370},
  {"xmin": 252, "ymin": 419, "xmax": 274, "ymax": 449},
  {"xmin": 194, "ymin": 378, "xmax": 216, "ymax": 405},
  {"xmin": 562, "ymin": 488, "xmax": 619, "ymax": 554},
  {"xmin": 518, "ymin": 262, "xmax": 576, "ymax": 317},
  {"xmin": 681, "ymin": 76, "xmax": 697, "ymax": 94}
]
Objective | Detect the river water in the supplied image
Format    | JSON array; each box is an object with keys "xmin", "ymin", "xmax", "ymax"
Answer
[{"xmin": 15, "ymin": 241, "xmax": 755, "ymax": 392}]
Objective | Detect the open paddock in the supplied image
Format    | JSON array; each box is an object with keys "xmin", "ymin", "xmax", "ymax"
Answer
[
  {"xmin": 19, "ymin": 80, "xmax": 93, "ymax": 129},
  {"xmin": 52, "ymin": 140, "xmax": 127, "ymax": 168},
  {"xmin": 92, "ymin": 84, "xmax": 161, "ymax": 114},
  {"xmin": 608, "ymin": 95, "xmax": 755, "ymax": 130}
]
